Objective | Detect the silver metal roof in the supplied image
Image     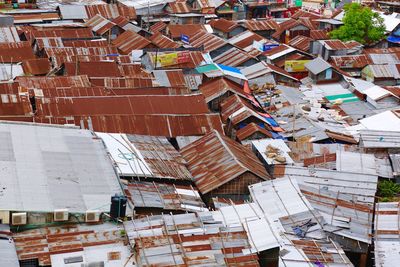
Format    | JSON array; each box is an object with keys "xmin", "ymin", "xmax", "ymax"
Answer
[
  {"xmin": 304, "ymin": 57, "xmax": 331, "ymax": 75},
  {"xmin": 0, "ymin": 225, "xmax": 19, "ymax": 267},
  {"xmin": 59, "ymin": 5, "xmax": 88, "ymax": 20},
  {"xmin": 0, "ymin": 121, "xmax": 123, "ymax": 213}
]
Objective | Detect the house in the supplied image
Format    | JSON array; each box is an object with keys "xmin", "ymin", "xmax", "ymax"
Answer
[
  {"xmin": 198, "ymin": 77, "xmax": 248, "ymax": 111},
  {"xmin": 209, "ymin": 18, "xmax": 245, "ymax": 38},
  {"xmin": 164, "ymin": 0, "xmax": 192, "ymax": 14},
  {"xmin": 330, "ymin": 54, "xmax": 372, "ymax": 77},
  {"xmin": 315, "ymin": 18, "xmax": 343, "ymax": 31},
  {"xmin": 180, "ymin": 130, "xmax": 270, "ymax": 201},
  {"xmin": 0, "ymin": 121, "xmax": 125, "ymax": 225},
  {"xmin": 362, "ymin": 64, "xmax": 400, "ymax": 86},
  {"xmin": 311, "ymin": 39, "xmax": 363, "ymax": 61},
  {"xmin": 272, "ymin": 17, "xmax": 317, "ymax": 43},
  {"xmin": 84, "ymin": 14, "xmax": 123, "ymax": 40},
  {"xmin": 220, "ymin": 94, "xmax": 281, "ymax": 138},
  {"xmin": 305, "ymin": 57, "xmax": 342, "ymax": 83},
  {"xmin": 170, "ymin": 13, "xmax": 206, "ymax": 25},
  {"xmin": 244, "ymin": 19, "xmax": 279, "ymax": 39}
]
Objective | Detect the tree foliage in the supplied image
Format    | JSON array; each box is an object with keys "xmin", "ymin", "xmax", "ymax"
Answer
[
  {"xmin": 329, "ymin": 3, "xmax": 386, "ymax": 44},
  {"xmin": 377, "ymin": 180, "xmax": 400, "ymax": 202}
]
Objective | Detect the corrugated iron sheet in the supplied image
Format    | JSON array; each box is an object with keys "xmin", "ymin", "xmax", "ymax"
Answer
[
  {"xmin": 0, "ymin": 42, "xmax": 35, "ymax": 63},
  {"xmin": 190, "ymin": 30, "xmax": 227, "ymax": 52},
  {"xmin": 35, "ymin": 113, "xmax": 224, "ymax": 137},
  {"xmin": 181, "ymin": 130, "xmax": 269, "ymax": 194},
  {"xmin": 244, "ymin": 19, "xmax": 279, "ymax": 31},
  {"xmin": 149, "ymin": 33, "xmax": 180, "ymax": 49},
  {"xmin": 21, "ymin": 58, "xmax": 51, "ymax": 75},
  {"xmin": 112, "ymin": 30, "xmax": 151, "ymax": 54}
]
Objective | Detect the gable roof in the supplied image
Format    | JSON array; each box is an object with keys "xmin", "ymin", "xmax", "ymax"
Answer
[
  {"xmin": 199, "ymin": 77, "xmax": 247, "ymax": 102},
  {"xmin": 209, "ymin": 18, "xmax": 239, "ymax": 33},
  {"xmin": 180, "ymin": 130, "xmax": 269, "ymax": 194},
  {"xmin": 305, "ymin": 57, "xmax": 332, "ymax": 75},
  {"xmin": 112, "ymin": 30, "xmax": 151, "ymax": 54}
]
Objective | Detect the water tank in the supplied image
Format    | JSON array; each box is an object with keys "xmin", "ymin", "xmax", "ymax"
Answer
[{"xmin": 110, "ymin": 195, "xmax": 127, "ymax": 219}]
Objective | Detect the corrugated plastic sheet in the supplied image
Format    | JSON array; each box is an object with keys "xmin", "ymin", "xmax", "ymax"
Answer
[{"xmin": 180, "ymin": 130, "xmax": 269, "ymax": 194}]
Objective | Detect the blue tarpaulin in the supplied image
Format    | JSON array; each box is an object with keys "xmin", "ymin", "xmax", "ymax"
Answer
[{"xmin": 388, "ymin": 34, "xmax": 400, "ymax": 44}]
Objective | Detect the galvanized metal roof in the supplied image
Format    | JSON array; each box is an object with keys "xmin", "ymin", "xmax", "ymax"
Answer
[{"xmin": 0, "ymin": 121, "xmax": 123, "ymax": 213}]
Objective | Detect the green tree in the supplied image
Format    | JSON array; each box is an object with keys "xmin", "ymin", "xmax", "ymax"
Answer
[
  {"xmin": 329, "ymin": 3, "xmax": 386, "ymax": 44},
  {"xmin": 377, "ymin": 180, "xmax": 400, "ymax": 202}
]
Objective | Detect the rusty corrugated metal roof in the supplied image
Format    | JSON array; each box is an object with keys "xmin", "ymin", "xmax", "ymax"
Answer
[
  {"xmin": 199, "ymin": 77, "xmax": 246, "ymax": 103},
  {"xmin": 35, "ymin": 113, "xmax": 224, "ymax": 137},
  {"xmin": 64, "ymin": 61, "xmax": 123, "ymax": 77},
  {"xmin": 289, "ymin": 35, "xmax": 312, "ymax": 52},
  {"xmin": 180, "ymin": 130, "xmax": 269, "ymax": 194},
  {"xmin": 209, "ymin": 18, "xmax": 239, "ymax": 33},
  {"xmin": 150, "ymin": 21, "xmax": 167, "ymax": 33},
  {"xmin": 310, "ymin": 29, "xmax": 329, "ymax": 40},
  {"xmin": 189, "ymin": 30, "xmax": 227, "ymax": 51},
  {"xmin": 167, "ymin": 1, "xmax": 192, "ymax": 13},
  {"xmin": 85, "ymin": 14, "xmax": 117, "ymax": 35},
  {"xmin": 236, "ymin": 122, "xmax": 273, "ymax": 141},
  {"xmin": 0, "ymin": 42, "xmax": 35, "ymax": 63},
  {"xmin": 149, "ymin": 32, "xmax": 180, "ymax": 49},
  {"xmin": 21, "ymin": 58, "xmax": 51, "ymax": 75},
  {"xmin": 112, "ymin": 30, "xmax": 151, "ymax": 54},
  {"xmin": 167, "ymin": 24, "xmax": 206, "ymax": 39},
  {"xmin": 112, "ymin": 15, "xmax": 129, "ymax": 27},
  {"xmin": 244, "ymin": 19, "xmax": 279, "ymax": 31},
  {"xmin": 85, "ymin": 4, "xmax": 136, "ymax": 20},
  {"xmin": 213, "ymin": 46, "xmax": 257, "ymax": 67},
  {"xmin": 35, "ymin": 94, "xmax": 210, "ymax": 117},
  {"xmin": 17, "ymin": 75, "xmax": 91, "ymax": 88},
  {"xmin": 330, "ymin": 54, "xmax": 372, "ymax": 69}
]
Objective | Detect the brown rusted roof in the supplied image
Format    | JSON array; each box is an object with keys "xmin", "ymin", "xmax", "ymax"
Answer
[
  {"xmin": 35, "ymin": 94, "xmax": 210, "ymax": 117},
  {"xmin": 209, "ymin": 18, "xmax": 239, "ymax": 33},
  {"xmin": 13, "ymin": 12, "xmax": 60, "ymax": 24},
  {"xmin": 85, "ymin": 14, "xmax": 117, "ymax": 35},
  {"xmin": 112, "ymin": 30, "xmax": 151, "ymax": 54},
  {"xmin": 24, "ymin": 27, "xmax": 94, "ymax": 39},
  {"xmin": 323, "ymin": 39, "xmax": 362, "ymax": 50},
  {"xmin": 213, "ymin": 47, "xmax": 257, "ymax": 67},
  {"xmin": 64, "ymin": 61, "xmax": 123, "ymax": 77},
  {"xmin": 167, "ymin": 1, "xmax": 192, "ymax": 13},
  {"xmin": 91, "ymin": 76, "xmax": 153, "ymax": 87},
  {"xmin": 13, "ymin": 225, "xmax": 126, "ymax": 266},
  {"xmin": 0, "ymin": 42, "xmax": 35, "ymax": 63},
  {"xmin": 180, "ymin": 130, "xmax": 269, "ymax": 194},
  {"xmin": 220, "ymin": 94, "xmax": 265, "ymax": 125},
  {"xmin": 17, "ymin": 75, "xmax": 91, "ymax": 89},
  {"xmin": 35, "ymin": 113, "xmax": 224, "ymax": 137},
  {"xmin": 272, "ymin": 18, "xmax": 315, "ymax": 39},
  {"xmin": 0, "ymin": 82, "xmax": 32, "ymax": 116},
  {"xmin": 244, "ymin": 19, "xmax": 279, "ymax": 31},
  {"xmin": 167, "ymin": 24, "xmax": 206, "ymax": 39},
  {"xmin": 292, "ymin": 9, "xmax": 323, "ymax": 19},
  {"xmin": 236, "ymin": 122, "xmax": 273, "ymax": 141},
  {"xmin": 62, "ymin": 39, "xmax": 110, "ymax": 47},
  {"xmin": 85, "ymin": 4, "xmax": 136, "ymax": 20},
  {"xmin": 189, "ymin": 30, "xmax": 227, "ymax": 51},
  {"xmin": 150, "ymin": 21, "xmax": 167, "ymax": 33},
  {"xmin": 310, "ymin": 29, "xmax": 329, "ymax": 40},
  {"xmin": 289, "ymin": 35, "xmax": 312, "ymax": 52},
  {"xmin": 112, "ymin": 15, "xmax": 129, "ymax": 27},
  {"xmin": 22, "ymin": 58, "xmax": 51, "ymax": 75},
  {"xmin": 199, "ymin": 77, "xmax": 247, "ymax": 103},
  {"xmin": 330, "ymin": 54, "xmax": 372, "ymax": 69},
  {"xmin": 149, "ymin": 32, "xmax": 180, "ymax": 49}
]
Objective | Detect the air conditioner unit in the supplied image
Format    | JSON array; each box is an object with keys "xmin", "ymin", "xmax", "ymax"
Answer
[
  {"xmin": 54, "ymin": 209, "xmax": 69, "ymax": 222},
  {"xmin": 85, "ymin": 210, "xmax": 100, "ymax": 223},
  {"xmin": 12, "ymin": 213, "xmax": 27, "ymax": 225}
]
